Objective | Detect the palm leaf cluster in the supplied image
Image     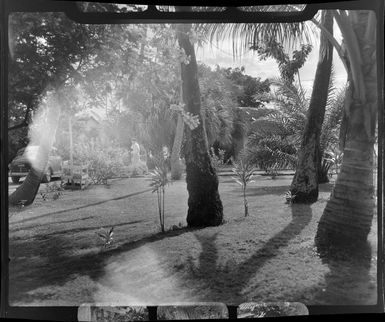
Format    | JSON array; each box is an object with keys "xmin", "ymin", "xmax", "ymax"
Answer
[
  {"xmin": 246, "ymin": 70, "xmax": 344, "ymax": 176},
  {"xmin": 149, "ymin": 156, "xmax": 170, "ymax": 233},
  {"xmin": 199, "ymin": 4, "xmax": 316, "ymax": 58},
  {"xmin": 246, "ymin": 79, "xmax": 308, "ymax": 170},
  {"xmin": 320, "ymin": 83, "xmax": 346, "ymax": 154}
]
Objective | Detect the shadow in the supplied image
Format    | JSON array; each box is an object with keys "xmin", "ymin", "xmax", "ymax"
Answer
[
  {"xmin": 186, "ymin": 204, "xmax": 313, "ymax": 302},
  {"xmin": 228, "ymin": 185, "xmax": 290, "ymax": 197},
  {"xmin": 39, "ymin": 220, "xmax": 146, "ymax": 238},
  {"xmin": 311, "ymin": 232, "xmax": 376, "ymax": 305},
  {"xmin": 9, "ymin": 187, "xmax": 153, "ymax": 225},
  {"xmin": 9, "ymin": 224, "xmax": 200, "ymax": 303},
  {"xmin": 10, "ymin": 219, "xmax": 144, "ymax": 235},
  {"xmin": 318, "ymin": 182, "xmax": 335, "ymax": 193},
  {"xmin": 9, "ymin": 216, "xmax": 95, "ymax": 233}
]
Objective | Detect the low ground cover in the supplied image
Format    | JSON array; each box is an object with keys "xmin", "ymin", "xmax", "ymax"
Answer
[{"xmin": 8, "ymin": 173, "xmax": 377, "ymax": 306}]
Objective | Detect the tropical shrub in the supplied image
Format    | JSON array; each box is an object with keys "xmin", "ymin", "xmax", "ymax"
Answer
[
  {"xmin": 96, "ymin": 227, "xmax": 114, "ymax": 248},
  {"xmin": 40, "ymin": 182, "xmax": 65, "ymax": 201},
  {"xmin": 149, "ymin": 157, "xmax": 170, "ymax": 233},
  {"xmin": 245, "ymin": 139, "xmax": 297, "ymax": 172},
  {"xmin": 75, "ymin": 141, "xmax": 130, "ymax": 184},
  {"xmin": 232, "ymin": 156, "xmax": 256, "ymax": 217},
  {"xmin": 324, "ymin": 148, "xmax": 343, "ymax": 176}
]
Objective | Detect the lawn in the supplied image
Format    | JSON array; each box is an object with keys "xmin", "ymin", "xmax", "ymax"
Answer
[{"xmin": 8, "ymin": 171, "xmax": 378, "ymax": 307}]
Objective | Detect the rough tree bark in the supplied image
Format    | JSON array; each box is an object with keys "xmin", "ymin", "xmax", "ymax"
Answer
[
  {"xmin": 290, "ymin": 10, "xmax": 334, "ymax": 203},
  {"xmin": 175, "ymin": 6, "xmax": 223, "ymax": 227},
  {"xmin": 316, "ymin": 10, "xmax": 377, "ymax": 243},
  {"xmin": 170, "ymin": 114, "xmax": 185, "ymax": 180}
]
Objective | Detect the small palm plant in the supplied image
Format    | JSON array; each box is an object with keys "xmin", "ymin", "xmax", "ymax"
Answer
[
  {"xmin": 285, "ymin": 190, "xmax": 297, "ymax": 204},
  {"xmin": 149, "ymin": 160, "xmax": 169, "ymax": 233},
  {"xmin": 324, "ymin": 149, "xmax": 343, "ymax": 176},
  {"xmin": 97, "ymin": 227, "xmax": 114, "ymax": 248},
  {"xmin": 232, "ymin": 158, "xmax": 256, "ymax": 217}
]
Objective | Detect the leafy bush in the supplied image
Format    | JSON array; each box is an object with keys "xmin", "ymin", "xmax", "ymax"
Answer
[
  {"xmin": 40, "ymin": 182, "xmax": 65, "ymax": 201},
  {"xmin": 75, "ymin": 141, "xmax": 130, "ymax": 184}
]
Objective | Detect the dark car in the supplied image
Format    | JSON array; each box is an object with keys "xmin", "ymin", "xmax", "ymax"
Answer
[{"xmin": 9, "ymin": 146, "xmax": 63, "ymax": 184}]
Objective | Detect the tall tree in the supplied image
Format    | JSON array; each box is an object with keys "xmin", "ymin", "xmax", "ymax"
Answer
[
  {"xmin": 175, "ymin": 6, "xmax": 223, "ymax": 227},
  {"xmin": 290, "ymin": 10, "xmax": 334, "ymax": 203},
  {"xmin": 316, "ymin": 10, "xmax": 378, "ymax": 243},
  {"xmin": 8, "ymin": 12, "xmax": 140, "ymax": 205},
  {"xmin": 252, "ymin": 39, "xmax": 312, "ymax": 87}
]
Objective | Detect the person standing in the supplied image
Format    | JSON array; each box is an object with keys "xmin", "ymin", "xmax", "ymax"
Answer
[{"xmin": 130, "ymin": 138, "xmax": 140, "ymax": 169}]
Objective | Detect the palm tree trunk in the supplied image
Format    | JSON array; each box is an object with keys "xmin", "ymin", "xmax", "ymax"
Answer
[
  {"xmin": 316, "ymin": 10, "xmax": 377, "ymax": 243},
  {"xmin": 9, "ymin": 94, "xmax": 61, "ymax": 206},
  {"xmin": 175, "ymin": 6, "xmax": 223, "ymax": 227},
  {"xmin": 170, "ymin": 113, "xmax": 184, "ymax": 180},
  {"xmin": 290, "ymin": 10, "xmax": 334, "ymax": 203}
]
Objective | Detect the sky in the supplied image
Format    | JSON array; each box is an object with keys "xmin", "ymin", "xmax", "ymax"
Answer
[{"xmin": 195, "ymin": 19, "xmax": 347, "ymax": 95}]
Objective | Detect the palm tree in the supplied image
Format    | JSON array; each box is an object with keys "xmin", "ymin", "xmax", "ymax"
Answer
[
  {"xmin": 316, "ymin": 10, "xmax": 378, "ymax": 243},
  {"xmin": 318, "ymin": 84, "xmax": 345, "ymax": 183},
  {"xmin": 290, "ymin": 10, "xmax": 334, "ymax": 203},
  {"xmin": 175, "ymin": 6, "xmax": 223, "ymax": 227},
  {"xmin": 204, "ymin": 7, "xmax": 379, "ymax": 243},
  {"xmin": 170, "ymin": 113, "xmax": 185, "ymax": 180},
  {"xmin": 247, "ymin": 79, "xmax": 308, "ymax": 170}
]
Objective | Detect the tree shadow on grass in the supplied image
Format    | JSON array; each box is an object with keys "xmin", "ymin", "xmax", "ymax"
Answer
[
  {"xmin": 228, "ymin": 185, "xmax": 291, "ymax": 198},
  {"xmin": 9, "ymin": 225, "xmax": 200, "ymax": 304},
  {"xmin": 309, "ymin": 232, "xmax": 375, "ymax": 305},
  {"xmin": 186, "ymin": 204, "xmax": 313, "ymax": 303},
  {"xmin": 318, "ymin": 182, "xmax": 335, "ymax": 193}
]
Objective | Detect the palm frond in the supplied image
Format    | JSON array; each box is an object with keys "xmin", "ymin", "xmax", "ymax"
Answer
[{"xmin": 199, "ymin": 10, "xmax": 316, "ymax": 59}]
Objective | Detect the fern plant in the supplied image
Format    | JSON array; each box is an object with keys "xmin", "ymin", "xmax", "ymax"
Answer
[
  {"xmin": 149, "ymin": 160, "xmax": 170, "ymax": 233},
  {"xmin": 232, "ymin": 157, "xmax": 256, "ymax": 217}
]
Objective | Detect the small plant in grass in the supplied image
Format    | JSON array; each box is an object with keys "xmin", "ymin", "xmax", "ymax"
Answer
[
  {"xmin": 149, "ymin": 160, "xmax": 170, "ymax": 233},
  {"xmin": 266, "ymin": 163, "xmax": 279, "ymax": 179},
  {"xmin": 40, "ymin": 182, "xmax": 64, "ymax": 201},
  {"xmin": 97, "ymin": 227, "xmax": 114, "ymax": 248},
  {"xmin": 232, "ymin": 158, "xmax": 256, "ymax": 217},
  {"xmin": 17, "ymin": 200, "xmax": 28, "ymax": 208},
  {"xmin": 324, "ymin": 149, "xmax": 343, "ymax": 176},
  {"xmin": 209, "ymin": 147, "xmax": 226, "ymax": 171},
  {"xmin": 285, "ymin": 190, "xmax": 297, "ymax": 204}
]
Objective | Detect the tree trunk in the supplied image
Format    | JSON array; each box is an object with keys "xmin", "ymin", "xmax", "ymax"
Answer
[
  {"xmin": 175, "ymin": 6, "xmax": 223, "ymax": 227},
  {"xmin": 9, "ymin": 93, "xmax": 61, "ymax": 206},
  {"xmin": 316, "ymin": 11, "xmax": 377, "ymax": 243},
  {"xmin": 170, "ymin": 114, "xmax": 184, "ymax": 180},
  {"xmin": 290, "ymin": 10, "xmax": 334, "ymax": 203}
]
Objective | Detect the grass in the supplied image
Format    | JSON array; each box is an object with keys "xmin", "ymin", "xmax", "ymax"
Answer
[{"xmin": 8, "ymin": 173, "xmax": 378, "ymax": 307}]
